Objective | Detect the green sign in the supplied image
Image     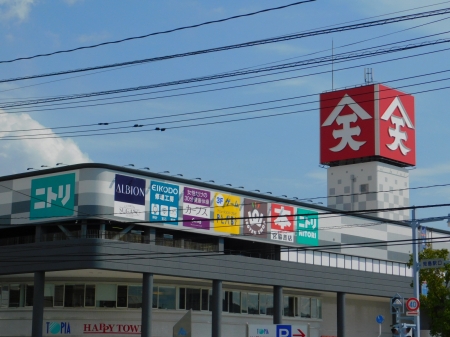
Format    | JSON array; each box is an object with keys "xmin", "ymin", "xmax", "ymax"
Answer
[
  {"xmin": 30, "ymin": 173, "xmax": 76, "ymax": 220},
  {"xmin": 296, "ymin": 208, "xmax": 319, "ymax": 246}
]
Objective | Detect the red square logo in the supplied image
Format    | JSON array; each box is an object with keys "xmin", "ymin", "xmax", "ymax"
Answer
[
  {"xmin": 320, "ymin": 84, "xmax": 416, "ymax": 166},
  {"xmin": 378, "ymin": 85, "xmax": 416, "ymax": 166},
  {"xmin": 270, "ymin": 204, "xmax": 295, "ymax": 232}
]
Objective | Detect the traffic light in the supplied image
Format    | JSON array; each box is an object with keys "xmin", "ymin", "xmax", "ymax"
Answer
[{"xmin": 391, "ymin": 324, "xmax": 412, "ymax": 337}]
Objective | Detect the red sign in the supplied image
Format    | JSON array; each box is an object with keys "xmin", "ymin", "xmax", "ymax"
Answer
[
  {"xmin": 320, "ymin": 84, "xmax": 415, "ymax": 166},
  {"xmin": 270, "ymin": 204, "xmax": 295, "ymax": 232},
  {"xmin": 294, "ymin": 329, "xmax": 306, "ymax": 337},
  {"xmin": 405, "ymin": 297, "xmax": 420, "ymax": 311}
]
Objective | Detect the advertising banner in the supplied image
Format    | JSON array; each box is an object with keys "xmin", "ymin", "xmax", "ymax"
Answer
[
  {"xmin": 44, "ymin": 321, "xmax": 142, "ymax": 335},
  {"xmin": 296, "ymin": 208, "xmax": 319, "ymax": 246},
  {"xmin": 114, "ymin": 174, "xmax": 146, "ymax": 220},
  {"xmin": 213, "ymin": 192, "xmax": 241, "ymax": 234},
  {"xmin": 270, "ymin": 203, "xmax": 295, "ymax": 243},
  {"xmin": 183, "ymin": 187, "xmax": 211, "ymax": 230},
  {"xmin": 30, "ymin": 173, "xmax": 76, "ymax": 220},
  {"xmin": 243, "ymin": 199, "xmax": 268, "ymax": 237},
  {"xmin": 150, "ymin": 181, "xmax": 179, "ymax": 224}
]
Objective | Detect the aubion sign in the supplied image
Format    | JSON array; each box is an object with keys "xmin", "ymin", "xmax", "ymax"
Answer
[{"xmin": 320, "ymin": 84, "xmax": 415, "ymax": 166}]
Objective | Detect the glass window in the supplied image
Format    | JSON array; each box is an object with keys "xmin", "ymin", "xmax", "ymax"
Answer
[
  {"xmin": 300, "ymin": 297, "xmax": 310, "ymax": 318},
  {"xmin": 248, "ymin": 293, "xmax": 259, "ymax": 315},
  {"xmin": 159, "ymin": 287, "xmax": 176, "ymax": 310},
  {"xmin": 284, "ymin": 296, "xmax": 295, "ymax": 317},
  {"xmin": 201, "ymin": 289, "xmax": 209, "ymax": 311},
  {"xmin": 54, "ymin": 285, "xmax": 64, "ymax": 307},
  {"xmin": 64, "ymin": 285, "xmax": 84, "ymax": 307},
  {"xmin": 179, "ymin": 288, "xmax": 186, "ymax": 310},
  {"xmin": 311, "ymin": 298, "xmax": 318, "ymax": 319},
  {"xmin": 117, "ymin": 285, "xmax": 128, "ymax": 308},
  {"xmin": 266, "ymin": 294, "xmax": 273, "ymax": 316},
  {"xmin": 222, "ymin": 291, "xmax": 229, "ymax": 312},
  {"xmin": 44, "ymin": 284, "xmax": 54, "ymax": 308},
  {"xmin": 241, "ymin": 292, "xmax": 248, "ymax": 314},
  {"xmin": 85, "ymin": 285, "xmax": 95, "ymax": 307},
  {"xmin": 317, "ymin": 298, "xmax": 322, "ymax": 319},
  {"xmin": 229, "ymin": 291, "xmax": 241, "ymax": 314},
  {"xmin": 9, "ymin": 285, "xmax": 20, "ymax": 307},
  {"xmin": 152, "ymin": 286, "xmax": 157, "ymax": 309},
  {"xmin": 186, "ymin": 288, "xmax": 200, "ymax": 311},
  {"xmin": 26, "ymin": 285, "xmax": 34, "ymax": 306},
  {"xmin": 259, "ymin": 293, "xmax": 266, "ymax": 315},
  {"xmin": 128, "ymin": 286, "xmax": 142, "ymax": 309},
  {"xmin": 1, "ymin": 285, "xmax": 8, "ymax": 308},
  {"xmin": 96, "ymin": 284, "xmax": 116, "ymax": 308}
]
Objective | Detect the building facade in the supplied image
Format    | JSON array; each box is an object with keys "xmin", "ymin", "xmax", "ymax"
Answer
[{"xmin": 0, "ymin": 163, "xmax": 447, "ymax": 337}]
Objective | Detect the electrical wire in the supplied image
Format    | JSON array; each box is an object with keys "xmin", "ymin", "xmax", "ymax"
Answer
[
  {"xmin": 0, "ymin": 0, "xmax": 316, "ymax": 65},
  {"xmin": 2, "ymin": 6, "xmax": 450, "ymax": 85}
]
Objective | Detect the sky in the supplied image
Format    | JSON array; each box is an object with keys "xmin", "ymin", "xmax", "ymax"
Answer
[{"xmin": 1, "ymin": 0, "xmax": 450, "ymax": 230}]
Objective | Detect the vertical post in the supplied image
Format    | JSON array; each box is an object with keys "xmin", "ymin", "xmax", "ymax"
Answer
[
  {"xmin": 337, "ymin": 292, "xmax": 346, "ymax": 337},
  {"xmin": 411, "ymin": 208, "xmax": 420, "ymax": 337},
  {"xmin": 141, "ymin": 273, "xmax": 153, "ymax": 337},
  {"xmin": 273, "ymin": 285, "xmax": 283, "ymax": 324},
  {"xmin": 212, "ymin": 280, "xmax": 222, "ymax": 337},
  {"xmin": 32, "ymin": 271, "xmax": 45, "ymax": 337}
]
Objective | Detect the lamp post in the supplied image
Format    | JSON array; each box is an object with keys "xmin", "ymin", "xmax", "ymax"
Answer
[{"xmin": 404, "ymin": 210, "xmax": 450, "ymax": 337}]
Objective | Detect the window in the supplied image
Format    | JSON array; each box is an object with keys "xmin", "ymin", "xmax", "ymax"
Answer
[
  {"xmin": 9, "ymin": 285, "xmax": 20, "ymax": 307},
  {"xmin": 159, "ymin": 287, "xmax": 175, "ymax": 310},
  {"xmin": 300, "ymin": 297, "xmax": 310, "ymax": 318},
  {"xmin": 117, "ymin": 285, "xmax": 128, "ymax": 308},
  {"xmin": 54, "ymin": 285, "xmax": 64, "ymax": 307},
  {"xmin": 201, "ymin": 289, "xmax": 209, "ymax": 311},
  {"xmin": 186, "ymin": 288, "xmax": 200, "ymax": 311},
  {"xmin": 64, "ymin": 285, "xmax": 84, "ymax": 307},
  {"xmin": 360, "ymin": 184, "xmax": 369, "ymax": 193},
  {"xmin": 311, "ymin": 298, "xmax": 318, "ymax": 318},
  {"xmin": 266, "ymin": 294, "xmax": 274, "ymax": 316},
  {"xmin": 96, "ymin": 284, "xmax": 116, "ymax": 308},
  {"xmin": 85, "ymin": 285, "xmax": 95, "ymax": 307},
  {"xmin": 241, "ymin": 292, "xmax": 248, "ymax": 314},
  {"xmin": 179, "ymin": 288, "xmax": 186, "ymax": 309},
  {"xmin": 229, "ymin": 291, "xmax": 241, "ymax": 314},
  {"xmin": 127, "ymin": 286, "xmax": 142, "ymax": 309},
  {"xmin": 259, "ymin": 294, "xmax": 266, "ymax": 315},
  {"xmin": 248, "ymin": 293, "xmax": 258, "ymax": 315},
  {"xmin": 44, "ymin": 284, "xmax": 54, "ymax": 307},
  {"xmin": 26, "ymin": 285, "xmax": 34, "ymax": 306},
  {"xmin": 1, "ymin": 286, "xmax": 8, "ymax": 308},
  {"xmin": 222, "ymin": 291, "xmax": 229, "ymax": 312},
  {"xmin": 284, "ymin": 296, "xmax": 295, "ymax": 317}
]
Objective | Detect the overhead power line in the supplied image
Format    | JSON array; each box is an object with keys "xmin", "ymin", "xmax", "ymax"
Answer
[
  {"xmin": 0, "ymin": 1, "xmax": 316, "ymax": 65},
  {"xmin": 2, "ymin": 6, "xmax": 450, "ymax": 84},
  {"xmin": 3, "ymin": 36, "xmax": 450, "ymax": 110}
]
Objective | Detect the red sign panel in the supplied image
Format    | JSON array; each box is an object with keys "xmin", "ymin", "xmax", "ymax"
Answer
[
  {"xmin": 270, "ymin": 204, "xmax": 295, "ymax": 232},
  {"xmin": 320, "ymin": 84, "xmax": 416, "ymax": 166}
]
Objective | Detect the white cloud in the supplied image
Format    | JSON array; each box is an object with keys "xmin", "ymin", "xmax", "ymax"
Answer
[
  {"xmin": 0, "ymin": 0, "xmax": 35, "ymax": 22},
  {"xmin": 77, "ymin": 31, "xmax": 110, "ymax": 44},
  {"xmin": 410, "ymin": 163, "xmax": 450, "ymax": 181},
  {"xmin": 0, "ymin": 112, "xmax": 91, "ymax": 176}
]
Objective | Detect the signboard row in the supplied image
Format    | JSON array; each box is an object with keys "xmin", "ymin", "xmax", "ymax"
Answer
[{"xmin": 29, "ymin": 173, "xmax": 320, "ymax": 246}]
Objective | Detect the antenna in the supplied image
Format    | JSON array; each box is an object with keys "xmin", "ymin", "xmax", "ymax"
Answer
[
  {"xmin": 331, "ymin": 39, "xmax": 334, "ymax": 90},
  {"xmin": 364, "ymin": 68, "xmax": 373, "ymax": 84}
]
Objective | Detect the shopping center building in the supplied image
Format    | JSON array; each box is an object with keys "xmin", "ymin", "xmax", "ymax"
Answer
[
  {"xmin": 0, "ymin": 162, "xmax": 448, "ymax": 337},
  {"xmin": 1, "ymin": 83, "xmax": 448, "ymax": 337}
]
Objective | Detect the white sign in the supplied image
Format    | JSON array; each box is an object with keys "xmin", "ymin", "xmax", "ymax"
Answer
[
  {"xmin": 248, "ymin": 324, "xmax": 307, "ymax": 337},
  {"xmin": 420, "ymin": 258, "xmax": 445, "ymax": 269}
]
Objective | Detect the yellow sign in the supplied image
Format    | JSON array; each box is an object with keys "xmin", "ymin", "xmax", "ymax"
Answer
[{"xmin": 213, "ymin": 193, "xmax": 241, "ymax": 234}]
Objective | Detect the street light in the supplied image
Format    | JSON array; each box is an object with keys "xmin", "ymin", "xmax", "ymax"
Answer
[{"xmin": 404, "ymin": 210, "xmax": 450, "ymax": 337}]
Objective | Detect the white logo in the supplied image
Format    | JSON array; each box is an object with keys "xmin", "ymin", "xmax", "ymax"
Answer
[
  {"xmin": 274, "ymin": 206, "xmax": 292, "ymax": 230},
  {"xmin": 322, "ymin": 94, "xmax": 372, "ymax": 152},
  {"xmin": 34, "ymin": 185, "xmax": 71, "ymax": 209},
  {"xmin": 381, "ymin": 97, "xmax": 414, "ymax": 155}
]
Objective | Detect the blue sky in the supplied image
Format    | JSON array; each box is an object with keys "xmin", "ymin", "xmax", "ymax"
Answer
[{"xmin": 1, "ymin": 0, "xmax": 450, "ymax": 229}]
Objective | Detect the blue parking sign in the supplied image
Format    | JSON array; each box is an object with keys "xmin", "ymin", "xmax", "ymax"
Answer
[{"xmin": 277, "ymin": 325, "xmax": 291, "ymax": 337}]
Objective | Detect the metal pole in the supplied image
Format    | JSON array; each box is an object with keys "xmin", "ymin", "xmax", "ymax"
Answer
[
  {"xmin": 337, "ymin": 292, "xmax": 345, "ymax": 337},
  {"xmin": 32, "ymin": 271, "xmax": 45, "ymax": 337},
  {"xmin": 273, "ymin": 286, "xmax": 283, "ymax": 324},
  {"xmin": 411, "ymin": 208, "xmax": 420, "ymax": 337},
  {"xmin": 212, "ymin": 280, "xmax": 222, "ymax": 337},
  {"xmin": 141, "ymin": 273, "xmax": 153, "ymax": 337}
]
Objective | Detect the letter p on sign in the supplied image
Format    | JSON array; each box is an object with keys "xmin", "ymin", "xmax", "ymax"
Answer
[{"xmin": 277, "ymin": 325, "xmax": 292, "ymax": 337}]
